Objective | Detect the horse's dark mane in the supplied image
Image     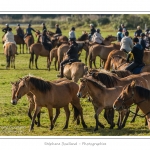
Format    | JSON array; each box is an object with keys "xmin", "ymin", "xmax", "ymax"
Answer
[
  {"xmin": 84, "ymin": 77, "xmax": 106, "ymax": 91},
  {"xmin": 29, "ymin": 76, "xmax": 52, "ymax": 93},
  {"xmin": 135, "ymin": 86, "xmax": 150, "ymax": 100},
  {"xmin": 91, "ymin": 72, "xmax": 120, "ymax": 88},
  {"xmin": 111, "ymin": 70, "xmax": 131, "ymax": 78}
]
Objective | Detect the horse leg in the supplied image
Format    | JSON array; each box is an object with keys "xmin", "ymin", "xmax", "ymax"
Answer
[
  {"xmin": 47, "ymin": 56, "xmax": 50, "ymax": 71},
  {"xmin": 85, "ymin": 51, "xmax": 89, "ymax": 65},
  {"xmin": 30, "ymin": 105, "xmax": 41, "ymax": 131},
  {"xmin": 121, "ymin": 109, "xmax": 130, "ymax": 128},
  {"xmin": 63, "ymin": 105, "xmax": 70, "ymax": 129},
  {"xmin": 106, "ymin": 108, "xmax": 115, "ymax": 129},
  {"xmin": 47, "ymin": 106, "xmax": 54, "ymax": 130},
  {"xmin": 6, "ymin": 55, "xmax": 10, "ymax": 69},
  {"xmin": 36, "ymin": 111, "xmax": 41, "ymax": 127},
  {"xmin": 35, "ymin": 55, "xmax": 39, "ymax": 69},
  {"xmin": 71, "ymin": 98, "xmax": 87, "ymax": 128},
  {"xmin": 53, "ymin": 108, "xmax": 60, "ymax": 124},
  {"xmin": 130, "ymin": 106, "xmax": 139, "ymax": 123},
  {"xmin": 55, "ymin": 57, "xmax": 58, "ymax": 71},
  {"xmin": 93, "ymin": 58, "xmax": 97, "ymax": 69}
]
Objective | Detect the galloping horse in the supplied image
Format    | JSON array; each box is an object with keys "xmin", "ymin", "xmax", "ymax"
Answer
[
  {"xmin": 4, "ymin": 43, "xmax": 17, "ymax": 69},
  {"xmin": 14, "ymin": 35, "xmax": 25, "ymax": 54},
  {"xmin": 113, "ymin": 80, "xmax": 150, "ymax": 129},
  {"xmin": 77, "ymin": 77, "xmax": 123, "ymax": 131},
  {"xmin": 24, "ymin": 35, "xmax": 34, "ymax": 53},
  {"xmin": 14, "ymin": 75, "xmax": 87, "ymax": 131}
]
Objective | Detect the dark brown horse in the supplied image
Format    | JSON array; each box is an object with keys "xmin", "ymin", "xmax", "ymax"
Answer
[
  {"xmin": 14, "ymin": 75, "xmax": 87, "ymax": 131},
  {"xmin": 14, "ymin": 35, "xmax": 26, "ymax": 54},
  {"xmin": 113, "ymin": 80, "xmax": 150, "ymax": 129}
]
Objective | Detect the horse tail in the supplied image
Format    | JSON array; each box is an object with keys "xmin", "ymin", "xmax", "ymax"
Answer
[
  {"xmin": 104, "ymin": 50, "xmax": 112, "ymax": 70},
  {"xmin": 72, "ymin": 104, "xmax": 80, "ymax": 122}
]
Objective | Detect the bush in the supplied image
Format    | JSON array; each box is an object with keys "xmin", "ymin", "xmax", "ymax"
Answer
[{"xmin": 98, "ymin": 17, "xmax": 110, "ymax": 25}]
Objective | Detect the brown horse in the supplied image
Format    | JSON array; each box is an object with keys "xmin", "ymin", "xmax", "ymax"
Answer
[
  {"xmin": 14, "ymin": 75, "xmax": 87, "ymax": 131},
  {"xmin": 113, "ymin": 80, "xmax": 150, "ymax": 129},
  {"xmin": 24, "ymin": 35, "xmax": 34, "ymax": 53},
  {"xmin": 11, "ymin": 78, "xmax": 71, "ymax": 127},
  {"xmin": 4, "ymin": 43, "xmax": 17, "ymax": 69},
  {"xmin": 63, "ymin": 62, "xmax": 88, "ymax": 82},
  {"xmin": 49, "ymin": 47, "xmax": 58, "ymax": 71},
  {"xmin": 77, "ymin": 77, "xmax": 123, "ymax": 131},
  {"xmin": 77, "ymin": 32, "xmax": 89, "ymax": 41},
  {"xmin": 110, "ymin": 55, "xmax": 150, "ymax": 73},
  {"xmin": 14, "ymin": 35, "xmax": 26, "ymax": 54},
  {"xmin": 88, "ymin": 43, "xmax": 120, "ymax": 69},
  {"xmin": 104, "ymin": 49, "xmax": 150, "ymax": 71}
]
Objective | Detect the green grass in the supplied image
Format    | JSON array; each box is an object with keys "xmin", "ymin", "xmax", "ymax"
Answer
[{"xmin": 0, "ymin": 25, "xmax": 148, "ymax": 136}]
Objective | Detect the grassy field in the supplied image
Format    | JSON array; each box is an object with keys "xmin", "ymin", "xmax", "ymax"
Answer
[{"xmin": 0, "ymin": 25, "xmax": 149, "ymax": 136}]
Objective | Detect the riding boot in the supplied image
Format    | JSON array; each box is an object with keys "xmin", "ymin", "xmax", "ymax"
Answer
[{"xmin": 57, "ymin": 66, "xmax": 64, "ymax": 78}]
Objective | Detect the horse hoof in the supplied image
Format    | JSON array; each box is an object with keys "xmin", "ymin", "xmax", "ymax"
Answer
[
  {"xmin": 77, "ymin": 119, "xmax": 80, "ymax": 125},
  {"xmin": 50, "ymin": 125, "xmax": 54, "ymax": 130}
]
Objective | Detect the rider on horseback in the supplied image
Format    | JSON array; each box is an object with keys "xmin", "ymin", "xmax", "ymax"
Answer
[
  {"xmin": 125, "ymin": 37, "xmax": 144, "ymax": 73},
  {"xmin": 139, "ymin": 33, "xmax": 146, "ymax": 50},
  {"xmin": 57, "ymin": 38, "xmax": 79, "ymax": 78},
  {"xmin": 117, "ymin": 28, "xmax": 123, "ymax": 42},
  {"xmin": 16, "ymin": 24, "xmax": 24, "ymax": 39},
  {"xmin": 24, "ymin": 24, "xmax": 36, "ymax": 39},
  {"xmin": 54, "ymin": 24, "xmax": 62, "ymax": 38},
  {"xmin": 91, "ymin": 28, "xmax": 104, "ymax": 44},
  {"xmin": 69, "ymin": 27, "xmax": 76, "ymax": 41},
  {"xmin": 42, "ymin": 23, "xmax": 47, "ymax": 31},
  {"xmin": 88, "ymin": 24, "xmax": 96, "ymax": 41},
  {"xmin": 2, "ymin": 24, "xmax": 10, "ymax": 34}
]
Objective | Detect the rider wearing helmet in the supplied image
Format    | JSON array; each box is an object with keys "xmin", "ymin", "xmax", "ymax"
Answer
[
  {"xmin": 16, "ymin": 24, "xmax": 24, "ymax": 39},
  {"xmin": 117, "ymin": 28, "xmax": 123, "ymax": 42},
  {"xmin": 54, "ymin": 24, "xmax": 62, "ymax": 38},
  {"xmin": 139, "ymin": 33, "xmax": 146, "ymax": 50},
  {"xmin": 69, "ymin": 27, "xmax": 76, "ymax": 41},
  {"xmin": 134, "ymin": 26, "xmax": 142, "ymax": 37},
  {"xmin": 42, "ymin": 23, "xmax": 47, "ymax": 31},
  {"xmin": 91, "ymin": 28, "xmax": 104, "ymax": 44},
  {"xmin": 88, "ymin": 23, "xmax": 96, "ymax": 40},
  {"xmin": 24, "ymin": 23, "xmax": 36, "ymax": 39},
  {"xmin": 2, "ymin": 24, "xmax": 10, "ymax": 34}
]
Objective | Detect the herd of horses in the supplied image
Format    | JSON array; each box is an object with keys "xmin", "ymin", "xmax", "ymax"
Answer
[{"xmin": 4, "ymin": 30, "xmax": 150, "ymax": 132}]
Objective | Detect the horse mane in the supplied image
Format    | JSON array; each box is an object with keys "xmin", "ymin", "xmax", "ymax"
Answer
[
  {"xmin": 84, "ymin": 77, "xmax": 106, "ymax": 91},
  {"xmin": 26, "ymin": 76, "xmax": 52, "ymax": 93},
  {"xmin": 111, "ymin": 70, "xmax": 132, "ymax": 78},
  {"xmin": 91, "ymin": 71, "xmax": 120, "ymax": 88},
  {"xmin": 113, "ymin": 55, "xmax": 126, "ymax": 61}
]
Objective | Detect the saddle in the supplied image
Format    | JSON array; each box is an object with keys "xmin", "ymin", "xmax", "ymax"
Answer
[
  {"xmin": 132, "ymin": 63, "xmax": 145, "ymax": 74},
  {"xmin": 67, "ymin": 59, "xmax": 81, "ymax": 65}
]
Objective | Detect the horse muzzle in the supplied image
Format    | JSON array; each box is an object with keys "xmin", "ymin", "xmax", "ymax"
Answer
[
  {"xmin": 11, "ymin": 99, "xmax": 17, "ymax": 105},
  {"xmin": 77, "ymin": 92, "xmax": 82, "ymax": 98}
]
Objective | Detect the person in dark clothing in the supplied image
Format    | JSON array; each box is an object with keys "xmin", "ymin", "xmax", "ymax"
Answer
[
  {"xmin": 24, "ymin": 24, "xmax": 37, "ymax": 39},
  {"xmin": 134, "ymin": 26, "xmax": 142, "ymax": 37},
  {"xmin": 88, "ymin": 24, "xmax": 96, "ymax": 40},
  {"xmin": 2, "ymin": 24, "xmax": 10, "ymax": 34},
  {"xmin": 57, "ymin": 38, "xmax": 79, "ymax": 78},
  {"xmin": 55, "ymin": 24, "xmax": 62, "ymax": 36},
  {"xmin": 16, "ymin": 24, "xmax": 24, "ymax": 39},
  {"xmin": 41, "ymin": 29, "xmax": 52, "ymax": 51},
  {"xmin": 139, "ymin": 33, "xmax": 146, "ymax": 50},
  {"xmin": 125, "ymin": 37, "xmax": 144, "ymax": 72},
  {"xmin": 42, "ymin": 23, "xmax": 47, "ymax": 31}
]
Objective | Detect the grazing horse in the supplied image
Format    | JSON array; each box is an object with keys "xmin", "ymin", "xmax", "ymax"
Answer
[
  {"xmin": 113, "ymin": 80, "xmax": 150, "ymax": 129},
  {"xmin": 4, "ymin": 43, "xmax": 17, "ymax": 69},
  {"xmin": 110, "ymin": 55, "xmax": 150, "ymax": 73},
  {"xmin": 14, "ymin": 35, "xmax": 25, "ymax": 54},
  {"xmin": 11, "ymin": 78, "xmax": 71, "ymax": 127},
  {"xmin": 63, "ymin": 62, "xmax": 88, "ymax": 82},
  {"xmin": 24, "ymin": 35, "xmax": 34, "ymax": 53},
  {"xmin": 88, "ymin": 43, "xmax": 120, "ymax": 69},
  {"xmin": 77, "ymin": 77, "xmax": 123, "ymax": 131},
  {"xmin": 14, "ymin": 75, "xmax": 87, "ymax": 131}
]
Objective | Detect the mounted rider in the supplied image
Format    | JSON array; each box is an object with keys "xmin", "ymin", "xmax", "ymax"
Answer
[
  {"xmin": 54, "ymin": 24, "xmax": 62, "ymax": 38},
  {"xmin": 16, "ymin": 24, "xmax": 24, "ymax": 39},
  {"xmin": 2, "ymin": 24, "xmax": 10, "ymax": 34},
  {"xmin": 134, "ymin": 26, "xmax": 142, "ymax": 37},
  {"xmin": 41, "ymin": 29, "xmax": 52, "ymax": 51},
  {"xmin": 42, "ymin": 23, "xmax": 47, "ymax": 31},
  {"xmin": 125, "ymin": 37, "xmax": 144, "ymax": 73},
  {"xmin": 88, "ymin": 24, "xmax": 96, "ymax": 41},
  {"xmin": 91, "ymin": 28, "xmax": 104, "ymax": 45},
  {"xmin": 69, "ymin": 27, "xmax": 76, "ymax": 41},
  {"xmin": 24, "ymin": 24, "xmax": 37, "ymax": 39},
  {"xmin": 57, "ymin": 38, "xmax": 79, "ymax": 78},
  {"xmin": 139, "ymin": 33, "xmax": 146, "ymax": 50},
  {"xmin": 117, "ymin": 28, "xmax": 123, "ymax": 42}
]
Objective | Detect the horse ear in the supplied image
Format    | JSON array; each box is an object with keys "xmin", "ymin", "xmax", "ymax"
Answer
[{"xmin": 130, "ymin": 80, "xmax": 136, "ymax": 88}]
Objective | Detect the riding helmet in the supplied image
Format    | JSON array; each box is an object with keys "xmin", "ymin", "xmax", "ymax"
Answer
[
  {"xmin": 90, "ymin": 24, "xmax": 93, "ymax": 27},
  {"xmin": 5, "ymin": 24, "xmax": 9, "ymax": 26},
  {"xmin": 17, "ymin": 24, "xmax": 20, "ymax": 26},
  {"xmin": 133, "ymin": 37, "xmax": 139, "ymax": 43},
  {"xmin": 71, "ymin": 27, "xmax": 75, "ymax": 31},
  {"xmin": 140, "ymin": 33, "xmax": 145, "ymax": 37},
  {"xmin": 96, "ymin": 28, "xmax": 100, "ymax": 32}
]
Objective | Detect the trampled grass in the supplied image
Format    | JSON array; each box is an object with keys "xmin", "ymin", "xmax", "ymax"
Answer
[{"xmin": 0, "ymin": 26, "xmax": 148, "ymax": 136}]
